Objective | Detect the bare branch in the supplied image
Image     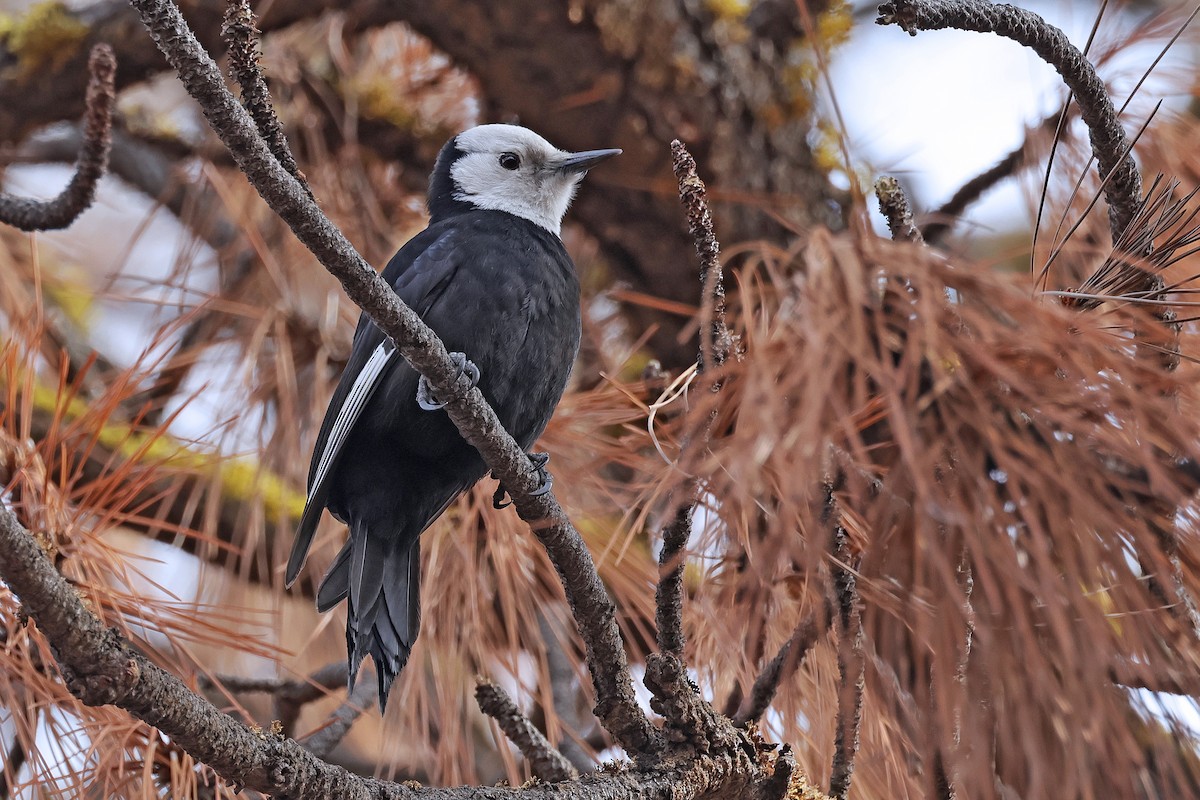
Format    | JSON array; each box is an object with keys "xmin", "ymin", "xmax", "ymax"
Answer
[
  {"xmin": 655, "ymin": 505, "xmax": 692, "ymax": 658},
  {"xmin": 921, "ymin": 110, "xmax": 1065, "ymax": 244},
  {"xmin": 127, "ymin": 0, "xmax": 658, "ymax": 757},
  {"xmin": 222, "ymin": 0, "xmax": 310, "ymax": 197},
  {"xmin": 476, "ymin": 680, "xmax": 579, "ymax": 783},
  {"xmin": 877, "ymin": 0, "xmax": 1142, "ymax": 243},
  {"xmin": 874, "ymin": 176, "xmax": 924, "ymax": 244},
  {"xmin": 644, "ymin": 652, "xmax": 739, "ymax": 755},
  {"xmin": 202, "ymin": 662, "xmax": 350, "ymax": 737},
  {"xmin": 298, "ymin": 676, "xmax": 378, "ymax": 759},
  {"xmin": 827, "ymin": 511, "xmax": 864, "ymax": 800},
  {"xmin": 654, "ymin": 141, "xmax": 735, "ymax": 658},
  {"xmin": 671, "ymin": 140, "xmax": 731, "ymax": 376},
  {"xmin": 0, "ymin": 44, "xmax": 114, "ymax": 231},
  {"xmin": 735, "ymin": 613, "xmax": 823, "ymax": 727},
  {"xmin": 1111, "ymin": 658, "xmax": 1200, "ymax": 696}
]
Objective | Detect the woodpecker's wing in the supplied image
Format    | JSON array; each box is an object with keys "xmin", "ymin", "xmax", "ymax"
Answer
[
  {"xmin": 286, "ymin": 338, "xmax": 396, "ymax": 586},
  {"xmin": 285, "ymin": 227, "xmax": 464, "ymax": 587}
]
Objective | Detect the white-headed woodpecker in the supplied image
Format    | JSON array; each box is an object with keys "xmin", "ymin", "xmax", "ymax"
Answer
[{"xmin": 285, "ymin": 124, "xmax": 620, "ymax": 709}]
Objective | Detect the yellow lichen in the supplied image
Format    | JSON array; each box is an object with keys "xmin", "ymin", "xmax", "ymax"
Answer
[
  {"xmin": 812, "ymin": 120, "xmax": 847, "ymax": 175},
  {"xmin": 44, "ymin": 268, "xmax": 95, "ymax": 332},
  {"xmin": 0, "ymin": 1, "xmax": 88, "ymax": 81},
  {"xmin": 26, "ymin": 380, "xmax": 308, "ymax": 523},
  {"xmin": 816, "ymin": 1, "xmax": 854, "ymax": 49},
  {"xmin": 349, "ymin": 76, "xmax": 419, "ymax": 131},
  {"xmin": 704, "ymin": 0, "xmax": 751, "ymax": 21}
]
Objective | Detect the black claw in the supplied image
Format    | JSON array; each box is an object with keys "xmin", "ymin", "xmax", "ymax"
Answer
[
  {"xmin": 492, "ymin": 453, "xmax": 553, "ymax": 508},
  {"xmin": 492, "ymin": 483, "xmax": 512, "ymax": 510},
  {"xmin": 416, "ymin": 352, "xmax": 479, "ymax": 411},
  {"xmin": 529, "ymin": 452, "xmax": 553, "ymax": 496}
]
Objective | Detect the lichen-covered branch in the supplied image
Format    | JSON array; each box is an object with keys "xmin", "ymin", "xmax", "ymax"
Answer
[
  {"xmin": 875, "ymin": 176, "xmax": 924, "ymax": 244},
  {"xmin": 0, "ymin": 44, "xmax": 114, "ymax": 231}
]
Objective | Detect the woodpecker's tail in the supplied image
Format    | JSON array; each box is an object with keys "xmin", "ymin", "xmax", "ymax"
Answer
[{"xmin": 317, "ymin": 524, "xmax": 421, "ymax": 711}]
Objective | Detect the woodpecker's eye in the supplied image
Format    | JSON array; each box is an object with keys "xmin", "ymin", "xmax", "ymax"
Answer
[{"xmin": 498, "ymin": 152, "xmax": 521, "ymax": 170}]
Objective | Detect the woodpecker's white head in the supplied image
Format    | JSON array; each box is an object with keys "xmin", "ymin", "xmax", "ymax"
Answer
[{"xmin": 427, "ymin": 124, "xmax": 620, "ymax": 235}]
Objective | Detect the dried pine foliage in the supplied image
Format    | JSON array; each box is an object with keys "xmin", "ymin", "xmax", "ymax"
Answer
[{"xmin": 660, "ymin": 214, "xmax": 1200, "ymax": 797}]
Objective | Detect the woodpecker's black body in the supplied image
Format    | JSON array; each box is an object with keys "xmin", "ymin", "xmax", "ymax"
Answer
[{"xmin": 287, "ymin": 126, "xmax": 616, "ymax": 708}]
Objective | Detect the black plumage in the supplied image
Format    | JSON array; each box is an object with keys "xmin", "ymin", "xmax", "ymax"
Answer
[{"xmin": 286, "ymin": 125, "xmax": 618, "ymax": 708}]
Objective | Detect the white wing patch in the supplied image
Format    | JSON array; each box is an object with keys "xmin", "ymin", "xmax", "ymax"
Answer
[{"xmin": 309, "ymin": 339, "xmax": 397, "ymax": 499}]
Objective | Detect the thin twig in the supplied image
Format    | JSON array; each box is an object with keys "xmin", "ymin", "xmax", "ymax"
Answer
[
  {"xmin": 655, "ymin": 504, "xmax": 692, "ymax": 658},
  {"xmin": 877, "ymin": 0, "xmax": 1142, "ymax": 243},
  {"xmin": 827, "ymin": 499, "xmax": 864, "ymax": 800},
  {"xmin": 297, "ymin": 675, "xmax": 378, "ymax": 759},
  {"xmin": 476, "ymin": 680, "xmax": 579, "ymax": 783},
  {"xmin": 127, "ymin": 0, "xmax": 658, "ymax": 756},
  {"xmin": 922, "ymin": 109, "xmax": 1065, "ymax": 244},
  {"xmin": 734, "ymin": 612, "xmax": 822, "ymax": 727},
  {"xmin": 0, "ymin": 44, "xmax": 115, "ymax": 231},
  {"xmin": 654, "ymin": 141, "xmax": 734, "ymax": 657},
  {"xmin": 201, "ymin": 662, "xmax": 350, "ymax": 737},
  {"xmin": 222, "ymin": 0, "xmax": 310, "ymax": 197},
  {"xmin": 875, "ymin": 176, "xmax": 924, "ymax": 244},
  {"xmin": 671, "ymin": 140, "xmax": 731, "ymax": 376}
]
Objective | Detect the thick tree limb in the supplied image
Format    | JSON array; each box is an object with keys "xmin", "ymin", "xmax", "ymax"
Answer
[
  {"xmin": 349, "ymin": 0, "xmax": 847, "ymax": 365},
  {"xmin": 2, "ymin": 0, "xmax": 847, "ymax": 366},
  {"xmin": 0, "ymin": 44, "xmax": 114, "ymax": 231}
]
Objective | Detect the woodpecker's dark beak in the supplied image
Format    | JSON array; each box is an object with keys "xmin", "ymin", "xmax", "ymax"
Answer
[{"xmin": 553, "ymin": 148, "xmax": 622, "ymax": 174}]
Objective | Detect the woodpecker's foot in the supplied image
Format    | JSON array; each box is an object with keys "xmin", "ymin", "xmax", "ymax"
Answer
[
  {"xmin": 492, "ymin": 452, "xmax": 553, "ymax": 509},
  {"xmin": 416, "ymin": 352, "xmax": 480, "ymax": 411}
]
